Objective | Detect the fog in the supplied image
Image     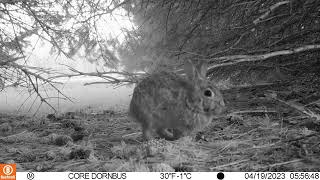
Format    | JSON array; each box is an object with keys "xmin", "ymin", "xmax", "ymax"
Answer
[
  {"xmin": 0, "ymin": 78, "xmax": 133, "ymax": 115},
  {"xmin": 0, "ymin": 32, "xmax": 135, "ymax": 115}
]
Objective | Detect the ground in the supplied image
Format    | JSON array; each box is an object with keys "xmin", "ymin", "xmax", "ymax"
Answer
[{"xmin": 1, "ymin": 80, "xmax": 319, "ymax": 171}]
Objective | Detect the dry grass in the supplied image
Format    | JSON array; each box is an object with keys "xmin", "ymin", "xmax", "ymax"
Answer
[{"xmin": 0, "ymin": 102, "xmax": 319, "ymax": 172}]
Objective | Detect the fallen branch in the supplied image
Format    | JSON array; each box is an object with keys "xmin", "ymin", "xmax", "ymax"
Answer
[
  {"xmin": 266, "ymin": 92, "xmax": 320, "ymax": 121},
  {"xmin": 228, "ymin": 109, "xmax": 277, "ymax": 115},
  {"xmin": 253, "ymin": 1, "xmax": 290, "ymax": 25},
  {"xmin": 261, "ymin": 159, "xmax": 302, "ymax": 169},
  {"xmin": 208, "ymin": 44, "xmax": 320, "ymax": 69},
  {"xmin": 209, "ymin": 159, "xmax": 250, "ymax": 170}
]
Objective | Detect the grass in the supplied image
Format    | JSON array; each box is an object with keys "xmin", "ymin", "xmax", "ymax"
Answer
[{"xmin": 0, "ymin": 103, "xmax": 319, "ymax": 171}]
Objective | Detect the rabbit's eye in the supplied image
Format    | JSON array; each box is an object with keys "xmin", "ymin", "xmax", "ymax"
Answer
[{"xmin": 204, "ymin": 89, "xmax": 214, "ymax": 97}]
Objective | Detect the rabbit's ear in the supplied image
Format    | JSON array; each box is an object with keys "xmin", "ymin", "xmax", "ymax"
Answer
[
  {"xmin": 195, "ymin": 60, "xmax": 208, "ymax": 79},
  {"xmin": 183, "ymin": 60, "xmax": 197, "ymax": 80},
  {"xmin": 184, "ymin": 60, "xmax": 208, "ymax": 81}
]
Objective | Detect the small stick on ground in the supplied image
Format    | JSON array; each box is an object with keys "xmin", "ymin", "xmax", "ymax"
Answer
[{"xmin": 210, "ymin": 159, "xmax": 250, "ymax": 170}]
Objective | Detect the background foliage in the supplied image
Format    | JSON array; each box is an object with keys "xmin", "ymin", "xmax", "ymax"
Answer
[{"xmin": 0, "ymin": 0, "xmax": 320, "ymax": 109}]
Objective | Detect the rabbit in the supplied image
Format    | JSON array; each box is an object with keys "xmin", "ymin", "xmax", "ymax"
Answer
[{"xmin": 129, "ymin": 60, "xmax": 225, "ymax": 141}]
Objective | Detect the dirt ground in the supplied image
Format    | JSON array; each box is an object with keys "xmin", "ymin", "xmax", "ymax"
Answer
[{"xmin": 1, "ymin": 80, "xmax": 319, "ymax": 171}]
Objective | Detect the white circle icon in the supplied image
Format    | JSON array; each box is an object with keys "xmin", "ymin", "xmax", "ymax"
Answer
[{"xmin": 3, "ymin": 165, "xmax": 13, "ymax": 175}]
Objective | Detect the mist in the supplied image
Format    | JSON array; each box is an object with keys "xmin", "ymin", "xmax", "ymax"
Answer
[{"xmin": 0, "ymin": 78, "xmax": 133, "ymax": 115}]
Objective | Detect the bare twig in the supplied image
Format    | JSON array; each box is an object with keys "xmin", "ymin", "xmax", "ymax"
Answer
[
  {"xmin": 24, "ymin": 5, "xmax": 71, "ymax": 59},
  {"xmin": 209, "ymin": 159, "xmax": 250, "ymax": 170},
  {"xmin": 48, "ymin": 64, "xmax": 142, "ymax": 84},
  {"xmin": 228, "ymin": 109, "xmax": 277, "ymax": 115},
  {"xmin": 253, "ymin": 1, "xmax": 290, "ymax": 25},
  {"xmin": 262, "ymin": 159, "xmax": 302, "ymax": 169},
  {"xmin": 266, "ymin": 92, "xmax": 320, "ymax": 121},
  {"xmin": 208, "ymin": 44, "xmax": 320, "ymax": 69}
]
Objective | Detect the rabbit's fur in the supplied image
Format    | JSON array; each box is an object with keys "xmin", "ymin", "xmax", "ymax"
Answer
[{"xmin": 129, "ymin": 60, "xmax": 225, "ymax": 140}]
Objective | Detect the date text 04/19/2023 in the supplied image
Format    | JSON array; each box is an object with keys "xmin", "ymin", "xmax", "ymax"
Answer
[{"xmin": 245, "ymin": 172, "xmax": 319, "ymax": 180}]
